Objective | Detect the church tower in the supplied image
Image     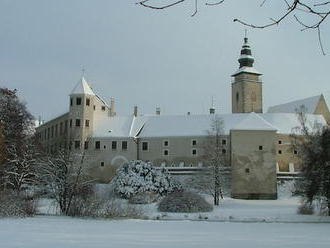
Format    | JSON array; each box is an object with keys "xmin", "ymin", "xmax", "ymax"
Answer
[{"xmin": 231, "ymin": 36, "xmax": 263, "ymax": 113}]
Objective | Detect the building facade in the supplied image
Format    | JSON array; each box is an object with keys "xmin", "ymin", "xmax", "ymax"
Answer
[{"xmin": 36, "ymin": 37, "xmax": 329, "ymax": 200}]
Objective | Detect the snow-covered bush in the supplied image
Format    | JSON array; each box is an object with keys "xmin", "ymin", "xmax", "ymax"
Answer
[
  {"xmin": 128, "ymin": 192, "xmax": 159, "ymax": 204},
  {"xmin": 0, "ymin": 191, "xmax": 37, "ymax": 217},
  {"xmin": 113, "ymin": 160, "xmax": 182, "ymax": 199},
  {"xmin": 158, "ymin": 191, "xmax": 213, "ymax": 213},
  {"xmin": 297, "ymin": 203, "xmax": 314, "ymax": 215}
]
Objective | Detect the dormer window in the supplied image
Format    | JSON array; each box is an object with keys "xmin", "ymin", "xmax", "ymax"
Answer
[{"xmin": 76, "ymin": 97, "xmax": 82, "ymax": 105}]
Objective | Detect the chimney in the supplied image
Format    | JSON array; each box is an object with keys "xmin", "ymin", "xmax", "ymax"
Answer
[
  {"xmin": 133, "ymin": 106, "xmax": 138, "ymax": 117},
  {"xmin": 156, "ymin": 107, "xmax": 161, "ymax": 115},
  {"xmin": 110, "ymin": 97, "xmax": 116, "ymax": 116}
]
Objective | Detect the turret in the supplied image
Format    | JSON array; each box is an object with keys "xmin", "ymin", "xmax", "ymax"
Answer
[{"xmin": 68, "ymin": 76, "xmax": 95, "ymax": 150}]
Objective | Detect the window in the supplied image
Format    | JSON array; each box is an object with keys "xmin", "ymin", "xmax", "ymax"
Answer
[
  {"xmin": 86, "ymin": 98, "xmax": 90, "ymax": 106},
  {"xmin": 51, "ymin": 126, "xmax": 54, "ymax": 138},
  {"xmin": 164, "ymin": 150, "xmax": 169, "ymax": 156},
  {"xmin": 95, "ymin": 141, "xmax": 100, "ymax": 149},
  {"xmin": 222, "ymin": 149, "xmax": 226, "ymax": 154},
  {"xmin": 222, "ymin": 139, "xmax": 227, "ymax": 145},
  {"xmin": 100, "ymin": 162, "xmax": 104, "ymax": 167},
  {"xmin": 122, "ymin": 141, "xmax": 128, "ymax": 150},
  {"xmin": 104, "ymin": 145, "xmax": 106, "ymax": 149},
  {"xmin": 76, "ymin": 97, "xmax": 82, "ymax": 105},
  {"xmin": 142, "ymin": 142, "xmax": 148, "ymax": 151},
  {"xmin": 259, "ymin": 146, "xmax": 263, "ymax": 151},
  {"xmin": 84, "ymin": 141, "xmax": 89, "ymax": 150},
  {"xmin": 164, "ymin": 140, "xmax": 169, "ymax": 147},
  {"xmin": 85, "ymin": 120, "xmax": 90, "ymax": 127},
  {"xmin": 93, "ymin": 105, "xmax": 96, "ymax": 110},
  {"xmin": 101, "ymin": 106, "xmax": 106, "ymax": 111},
  {"xmin": 278, "ymin": 150, "xmax": 282, "ymax": 154},
  {"xmin": 278, "ymin": 140, "xmax": 282, "ymax": 145},
  {"xmin": 112, "ymin": 141, "xmax": 117, "ymax": 150},
  {"xmin": 55, "ymin": 124, "xmax": 58, "ymax": 137},
  {"xmin": 70, "ymin": 98, "xmax": 73, "ymax": 106},
  {"xmin": 192, "ymin": 140, "xmax": 197, "ymax": 146},
  {"xmin": 69, "ymin": 119, "xmax": 72, "ymax": 128},
  {"xmin": 245, "ymin": 168, "xmax": 250, "ymax": 173},
  {"xmin": 65, "ymin": 120, "xmax": 68, "ymax": 132},
  {"xmin": 74, "ymin": 140, "xmax": 80, "ymax": 149},
  {"xmin": 236, "ymin": 92, "xmax": 239, "ymax": 102},
  {"xmin": 294, "ymin": 150, "xmax": 298, "ymax": 155},
  {"xmin": 75, "ymin": 119, "xmax": 81, "ymax": 127},
  {"xmin": 192, "ymin": 149, "xmax": 197, "ymax": 155}
]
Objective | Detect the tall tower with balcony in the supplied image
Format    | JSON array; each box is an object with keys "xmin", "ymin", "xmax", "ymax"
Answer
[{"xmin": 231, "ymin": 36, "xmax": 263, "ymax": 113}]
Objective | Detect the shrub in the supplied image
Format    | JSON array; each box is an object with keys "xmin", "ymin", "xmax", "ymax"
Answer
[
  {"xmin": 128, "ymin": 192, "xmax": 159, "ymax": 204},
  {"xmin": 101, "ymin": 199, "xmax": 144, "ymax": 218},
  {"xmin": 113, "ymin": 160, "xmax": 182, "ymax": 199},
  {"xmin": 297, "ymin": 203, "xmax": 314, "ymax": 215},
  {"xmin": 0, "ymin": 191, "xmax": 37, "ymax": 217},
  {"xmin": 158, "ymin": 191, "xmax": 213, "ymax": 213}
]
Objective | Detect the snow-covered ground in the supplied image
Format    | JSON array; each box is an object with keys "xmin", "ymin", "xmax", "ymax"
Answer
[
  {"xmin": 3, "ymin": 182, "xmax": 329, "ymax": 248},
  {"xmin": 0, "ymin": 216, "xmax": 329, "ymax": 248}
]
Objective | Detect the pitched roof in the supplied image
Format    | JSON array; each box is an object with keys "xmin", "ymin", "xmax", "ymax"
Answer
[
  {"xmin": 267, "ymin": 95, "xmax": 321, "ymax": 114},
  {"xmin": 90, "ymin": 112, "xmax": 327, "ymax": 138},
  {"xmin": 231, "ymin": 112, "xmax": 277, "ymax": 131},
  {"xmin": 70, "ymin": 77, "xmax": 95, "ymax": 95}
]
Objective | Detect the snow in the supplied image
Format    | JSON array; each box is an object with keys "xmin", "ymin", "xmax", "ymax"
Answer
[
  {"xmin": 70, "ymin": 77, "xmax": 95, "ymax": 95},
  {"xmin": 268, "ymin": 95, "xmax": 321, "ymax": 114},
  {"xmin": 1, "ymin": 214, "xmax": 330, "ymax": 248},
  {"xmin": 261, "ymin": 113, "xmax": 326, "ymax": 134},
  {"xmin": 232, "ymin": 66, "xmax": 262, "ymax": 76},
  {"xmin": 232, "ymin": 112, "xmax": 277, "ymax": 131},
  {"xmin": 91, "ymin": 112, "xmax": 326, "ymax": 138}
]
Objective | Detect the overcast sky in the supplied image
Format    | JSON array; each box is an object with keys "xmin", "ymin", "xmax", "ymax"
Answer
[{"xmin": 0, "ymin": 0, "xmax": 329, "ymax": 121}]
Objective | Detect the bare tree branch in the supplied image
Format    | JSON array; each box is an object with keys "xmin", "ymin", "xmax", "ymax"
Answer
[{"xmin": 136, "ymin": 0, "xmax": 185, "ymax": 10}]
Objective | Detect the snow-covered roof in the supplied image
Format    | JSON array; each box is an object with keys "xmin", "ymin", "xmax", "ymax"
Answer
[
  {"xmin": 268, "ymin": 95, "xmax": 321, "ymax": 114},
  {"xmin": 92, "ymin": 115, "xmax": 146, "ymax": 138},
  {"xmin": 70, "ymin": 77, "xmax": 95, "ymax": 96},
  {"xmin": 260, "ymin": 113, "xmax": 326, "ymax": 134},
  {"xmin": 232, "ymin": 112, "xmax": 277, "ymax": 131},
  {"xmin": 232, "ymin": 66, "xmax": 262, "ymax": 76},
  {"xmin": 91, "ymin": 112, "xmax": 327, "ymax": 138}
]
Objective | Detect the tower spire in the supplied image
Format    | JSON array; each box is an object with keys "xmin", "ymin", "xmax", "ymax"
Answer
[{"xmin": 238, "ymin": 35, "xmax": 254, "ymax": 68}]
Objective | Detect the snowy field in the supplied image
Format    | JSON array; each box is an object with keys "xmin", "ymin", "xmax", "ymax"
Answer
[{"xmin": 0, "ymin": 216, "xmax": 330, "ymax": 248}]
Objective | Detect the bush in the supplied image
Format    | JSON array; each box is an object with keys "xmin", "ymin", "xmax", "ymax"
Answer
[
  {"xmin": 297, "ymin": 203, "xmax": 314, "ymax": 215},
  {"xmin": 158, "ymin": 191, "xmax": 213, "ymax": 213},
  {"xmin": 0, "ymin": 191, "xmax": 37, "ymax": 217},
  {"xmin": 128, "ymin": 192, "xmax": 159, "ymax": 204},
  {"xmin": 113, "ymin": 160, "xmax": 182, "ymax": 199}
]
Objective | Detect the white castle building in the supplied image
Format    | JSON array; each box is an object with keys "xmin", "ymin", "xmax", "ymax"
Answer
[{"xmin": 36, "ymin": 37, "xmax": 330, "ymax": 200}]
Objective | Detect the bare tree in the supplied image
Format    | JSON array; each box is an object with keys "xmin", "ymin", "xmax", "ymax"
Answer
[
  {"xmin": 186, "ymin": 116, "xmax": 228, "ymax": 205},
  {"xmin": 38, "ymin": 146, "xmax": 94, "ymax": 216},
  {"xmin": 1, "ymin": 142, "xmax": 39, "ymax": 192},
  {"xmin": 137, "ymin": 0, "xmax": 329, "ymax": 54}
]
